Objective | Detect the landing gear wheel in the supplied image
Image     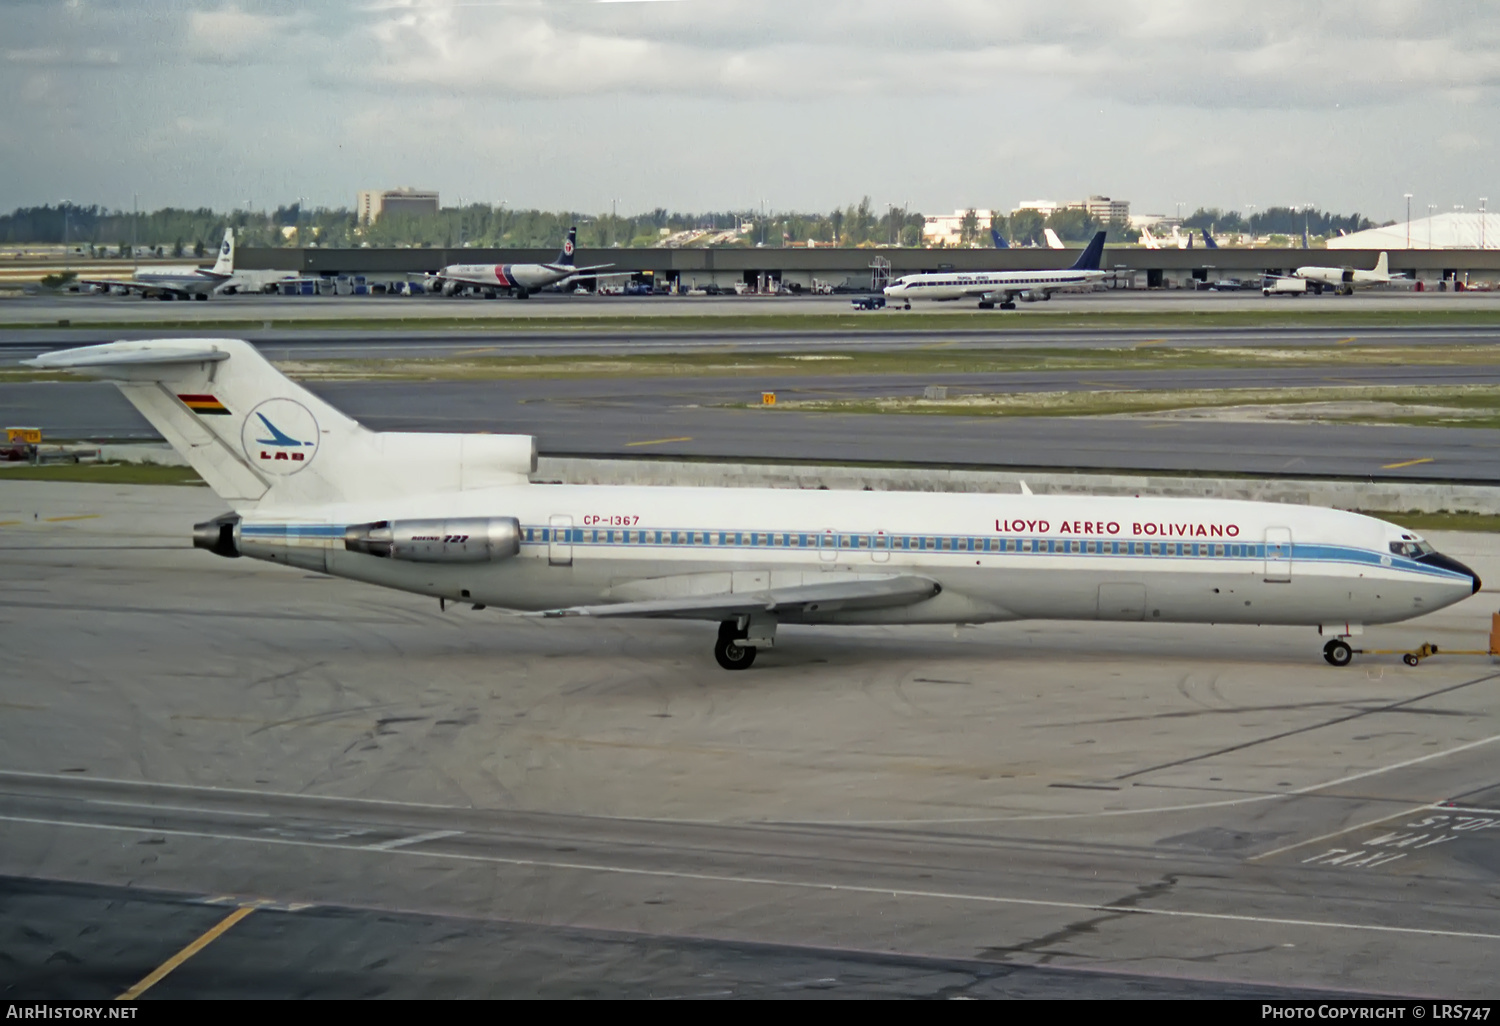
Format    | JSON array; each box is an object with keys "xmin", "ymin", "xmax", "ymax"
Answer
[
  {"xmin": 1323, "ymin": 639, "xmax": 1353, "ymax": 667},
  {"xmin": 1402, "ymin": 653, "xmax": 1420, "ymax": 667},
  {"xmin": 1000, "ymin": 301, "xmax": 1016, "ymax": 310},
  {"xmin": 714, "ymin": 635, "xmax": 756, "ymax": 670}
]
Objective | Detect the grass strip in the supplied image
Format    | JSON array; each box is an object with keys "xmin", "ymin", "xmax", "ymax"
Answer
[
  {"xmin": 1354, "ymin": 510, "xmax": 1500, "ymax": 533},
  {"xmin": 0, "ymin": 463, "xmax": 203, "ymax": 485},
  {"xmin": 7, "ymin": 307, "xmax": 1500, "ymax": 333}
]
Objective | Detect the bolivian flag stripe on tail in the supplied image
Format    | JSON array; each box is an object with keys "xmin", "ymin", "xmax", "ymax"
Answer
[{"xmin": 178, "ymin": 393, "xmax": 230, "ymax": 416}]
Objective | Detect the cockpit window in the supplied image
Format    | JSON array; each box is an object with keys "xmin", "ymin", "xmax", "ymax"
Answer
[{"xmin": 1389, "ymin": 540, "xmax": 1434, "ymax": 558}]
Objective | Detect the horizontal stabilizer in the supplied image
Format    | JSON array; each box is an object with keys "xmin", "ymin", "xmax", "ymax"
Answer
[
  {"xmin": 534, "ymin": 574, "xmax": 939, "ymax": 620},
  {"xmin": 27, "ymin": 343, "xmax": 229, "ymax": 371}
]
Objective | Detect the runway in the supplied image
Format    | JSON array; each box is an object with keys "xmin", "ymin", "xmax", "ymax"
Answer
[
  {"xmin": 3, "ymin": 481, "xmax": 1499, "ymax": 997},
  {"xmin": 9, "ymin": 370, "xmax": 1500, "ymax": 482}
]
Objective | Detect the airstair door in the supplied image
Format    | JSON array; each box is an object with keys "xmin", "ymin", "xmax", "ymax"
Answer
[
  {"xmin": 549, "ymin": 514, "xmax": 573, "ymax": 567},
  {"xmin": 1264, "ymin": 527, "xmax": 1292, "ymax": 582}
]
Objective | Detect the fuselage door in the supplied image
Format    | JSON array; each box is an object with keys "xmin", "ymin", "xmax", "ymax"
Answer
[
  {"xmin": 871, "ymin": 530, "xmax": 891, "ymax": 563},
  {"xmin": 549, "ymin": 514, "xmax": 573, "ymax": 567},
  {"xmin": 1264, "ymin": 527, "xmax": 1292, "ymax": 582},
  {"xmin": 1097, "ymin": 583, "xmax": 1146, "ymax": 621},
  {"xmin": 819, "ymin": 529, "xmax": 838, "ymax": 563}
]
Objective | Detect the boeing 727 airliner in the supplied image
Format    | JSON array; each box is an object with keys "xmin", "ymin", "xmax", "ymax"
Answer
[{"xmin": 28, "ymin": 339, "xmax": 1480, "ymax": 670}]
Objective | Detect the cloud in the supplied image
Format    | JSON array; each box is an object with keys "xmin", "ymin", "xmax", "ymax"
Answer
[
  {"xmin": 184, "ymin": 3, "xmax": 307, "ymax": 62},
  {"xmin": 356, "ymin": 0, "xmax": 1500, "ymax": 109}
]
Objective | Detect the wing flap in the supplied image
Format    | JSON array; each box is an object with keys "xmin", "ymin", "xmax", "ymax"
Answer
[{"xmin": 535, "ymin": 574, "xmax": 939, "ymax": 620}]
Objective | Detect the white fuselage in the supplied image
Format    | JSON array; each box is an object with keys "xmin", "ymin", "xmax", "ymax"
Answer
[
  {"xmin": 1294, "ymin": 266, "xmax": 1389, "ymax": 290},
  {"xmin": 884, "ymin": 269, "xmax": 1106, "ymax": 304},
  {"xmin": 237, "ymin": 485, "xmax": 1475, "ymax": 630},
  {"xmin": 439, "ymin": 262, "xmax": 575, "ymax": 293}
]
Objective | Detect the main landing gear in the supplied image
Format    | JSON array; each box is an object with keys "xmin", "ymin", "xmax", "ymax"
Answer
[
  {"xmin": 715, "ymin": 621, "xmax": 756, "ymax": 670},
  {"xmin": 1322, "ymin": 638, "xmax": 1353, "ymax": 667}
]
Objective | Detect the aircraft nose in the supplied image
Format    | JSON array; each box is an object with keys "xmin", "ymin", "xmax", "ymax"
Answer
[{"xmin": 1419, "ymin": 551, "xmax": 1482, "ymax": 594}]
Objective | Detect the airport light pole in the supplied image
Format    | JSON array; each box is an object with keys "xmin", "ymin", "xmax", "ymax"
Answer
[
  {"xmin": 61, "ymin": 200, "xmax": 69, "ymax": 271},
  {"xmin": 1428, "ymin": 204, "xmax": 1436, "ymax": 249},
  {"xmin": 1482, "ymin": 198, "xmax": 1488, "ymax": 250},
  {"xmin": 1404, "ymin": 193, "xmax": 1412, "ymax": 250}
]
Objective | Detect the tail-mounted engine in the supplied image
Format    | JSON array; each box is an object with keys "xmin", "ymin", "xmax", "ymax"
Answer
[
  {"xmin": 192, "ymin": 513, "xmax": 241, "ymax": 558},
  {"xmin": 345, "ymin": 517, "xmax": 521, "ymax": 563}
]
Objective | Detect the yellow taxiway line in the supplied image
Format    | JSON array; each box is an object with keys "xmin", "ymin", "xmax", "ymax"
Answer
[
  {"xmin": 117, "ymin": 905, "xmax": 255, "ymax": 1000},
  {"xmin": 624, "ymin": 436, "xmax": 693, "ymax": 447},
  {"xmin": 1381, "ymin": 457, "xmax": 1435, "ymax": 470}
]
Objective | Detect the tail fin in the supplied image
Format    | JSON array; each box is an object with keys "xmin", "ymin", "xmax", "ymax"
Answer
[
  {"xmin": 1302, "ymin": 226, "xmax": 1310, "ymax": 249},
  {"xmin": 1374, "ymin": 251, "xmax": 1389, "ymax": 276},
  {"xmin": 26, "ymin": 339, "xmax": 535, "ymax": 512},
  {"xmin": 1202, "ymin": 229, "xmax": 1218, "ymax": 249},
  {"xmin": 554, "ymin": 226, "xmax": 577, "ymax": 266},
  {"xmin": 1068, "ymin": 231, "xmax": 1107, "ymax": 271},
  {"xmin": 991, "ymin": 228, "xmax": 1009, "ymax": 249},
  {"xmin": 211, "ymin": 227, "xmax": 234, "ymax": 276},
  {"xmin": 1140, "ymin": 226, "xmax": 1159, "ymax": 249},
  {"xmin": 1043, "ymin": 228, "xmax": 1064, "ymax": 249}
]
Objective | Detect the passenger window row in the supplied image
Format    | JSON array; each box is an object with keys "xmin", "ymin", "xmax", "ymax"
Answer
[{"xmin": 521, "ymin": 528, "xmax": 1263, "ymax": 559}]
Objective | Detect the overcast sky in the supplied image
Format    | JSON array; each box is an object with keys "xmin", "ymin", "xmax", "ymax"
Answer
[{"xmin": 4, "ymin": 0, "xmax": 1496, "ymax": 220}]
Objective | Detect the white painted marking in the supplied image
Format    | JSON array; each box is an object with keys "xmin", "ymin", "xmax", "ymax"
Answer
[
  {"xmin": 790, "ymin": 730, "xmax": 1500, "ymax": 827},
  {"xmin": 1250, "ymin": 804, "xmax": 1438, "ymax": 862},
  {"xmin": 88, "ymin": 799, "xmax": 272, "ymax": 818},
  {"xmin": 3, "ymin": 813, "xmax": 1500, "ymax": 943},
  {"xmin": 364, "ymin": 829, "xmax": 460, "ymax": 851},
  {"xmin": 1435, "ymin": 806, "xmax": 1500, "ymax": 816}
]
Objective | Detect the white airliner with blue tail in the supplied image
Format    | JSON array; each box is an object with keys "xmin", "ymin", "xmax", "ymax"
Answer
[
  {"xmin": 425, "ymin": 227, "xmax": 628, "ymax": 298},
  {"xmin": 28, "ymin": 339, "xmax": 1480, "ymax": 670},
  {"xmin": 884, "ymin": 232, "xmax": 1109, "ymax": 310}
]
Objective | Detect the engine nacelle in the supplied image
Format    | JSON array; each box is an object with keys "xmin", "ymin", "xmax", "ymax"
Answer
[
  {"xmin": 1019, "ymin": 290, "xmax": 1048, "ymax": 302},
  {"xmin": 192, "ymin": 513, "xmax": 241, "ymax": 558},
  {"xmin": 345, "ymin": 517, "xmax": 520, "ymax": 563}
]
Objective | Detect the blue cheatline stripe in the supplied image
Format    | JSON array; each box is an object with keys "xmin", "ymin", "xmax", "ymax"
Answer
[{"xmin": 238, "ymin": 523, "xmax": 1469, "ymax": 582}]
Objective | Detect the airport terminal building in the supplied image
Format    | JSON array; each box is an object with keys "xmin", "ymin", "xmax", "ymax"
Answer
[{"xmin": 237, "ymin": 243, "xmax": 1500, "ymax": 293}]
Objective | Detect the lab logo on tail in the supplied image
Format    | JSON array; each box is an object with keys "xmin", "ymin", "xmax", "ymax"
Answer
[{"xmin": 240, "ymin": 398, "xmax": 320, "ymax": 474}]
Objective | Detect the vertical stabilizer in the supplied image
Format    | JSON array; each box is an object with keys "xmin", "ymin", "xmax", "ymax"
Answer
[
  {"xmin": 26, "ymin": 339, "xmax": 360, "ymax": 510},
  {"xmin": 554, "ymin": 226, "xmax": 578, "ymax": 267},
  {"xmin": 27, "ymin": 339, "xmax": 537, "ymax": 512},
  {"xmin": 1068, "ymin": 231, "xmax": 1108, "ymax": 271},
  {"xmin": 991, "ymin": 228, "xmax": 1009, "ymax": 249},
  {"xmin": 1374, "ymin": 251, "xmax": 1389, "ymax": 277},
  {"xmin": 211, "ymin": 228, "xmax": 235, "ymax": 276}
]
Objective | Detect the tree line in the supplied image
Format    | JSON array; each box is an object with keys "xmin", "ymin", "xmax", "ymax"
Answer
[{"xmin": 0, "ymin": 200, "xmax": 1385, "ymax": 252}]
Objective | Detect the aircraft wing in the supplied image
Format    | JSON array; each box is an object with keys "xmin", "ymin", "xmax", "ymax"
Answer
[{"xmin": 533, "ymin": 574, "xmax": 939, "ymax": 620}]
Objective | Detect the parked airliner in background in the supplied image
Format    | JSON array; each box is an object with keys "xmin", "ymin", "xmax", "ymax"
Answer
[
  {"xmin": 28, "ymin": 338, "xmax": 1479, "ymax": 670},
  {"xmin": 1043, "ymin": 228, "xmax": 1066, "ymax": 249},
  {"xmin": 424, "ymin": 227, "xmax": 628, "ymax": 298},
  {"xmin": 1140, "ymin": 226, "xmax": 1161, "ymax": 249},
  {"xmin": 884, "ymin": 232, "xmax": 1108, "ymax": 309},
  {"xmin": 1265, "ymin": 253, "xmax": 1397, "ymax": 296},
  {"xmin": 80, "ymin": 229, "xmax": 237, "ymax": 300}
]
